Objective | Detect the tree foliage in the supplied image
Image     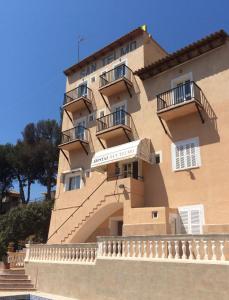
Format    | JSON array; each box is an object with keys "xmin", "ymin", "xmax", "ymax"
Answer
[{"xmin": 0, "ymin": 200, "xmax": 53, "ymax": 258}]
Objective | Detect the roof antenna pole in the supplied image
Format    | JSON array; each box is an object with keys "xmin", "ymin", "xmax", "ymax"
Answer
[{"xmin": 77, "ymin": 35, "xmax": 85, "ymax": 62}]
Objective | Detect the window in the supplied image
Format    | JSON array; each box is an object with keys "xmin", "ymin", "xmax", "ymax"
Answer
[
  {"xmin": 152, "ymin": 211, "xmax": 158, "ymax": 219},
  {"xmin": 112, "ymin": 101, "xmax": 127, "ymax": 126},
  {"xmin": 114, "ymin": 63, "xmax": 126, "ymax": 80},
  {"xmin": 78, "ymin": 82, "xmax": 87, "ymax": 97},
  {"xmin": 178, "ymin": 205, "xmax": 204, "ymax": 234},
  {"xmin": 67, "ymin": 175, "xmax": 81, "ymax": 191},
  {"xmin": 171, "ymin": 72, "xmax": 193, "ymax": 105},
  {"xmin": 171, "ymin": 137, "xmax": 201, "ymax": 171}
]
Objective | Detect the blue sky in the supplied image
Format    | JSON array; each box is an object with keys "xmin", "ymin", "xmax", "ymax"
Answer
[{"xmin": 0, "ymin": 0, "xmax": 228, "ymax": 198}]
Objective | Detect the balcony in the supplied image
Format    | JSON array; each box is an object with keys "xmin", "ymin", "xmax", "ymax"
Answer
[
  {"xmin": 63, "ymin": 86, "xmax": 93, "ymax": 113},
  {"xmin": 96, "ymin": 110, "xmax": 133, "ymax": 147},
  {"xmin": 99, "ymin": 64, "xmax": 133, "ymax": 99},
  {"xmin": 157, "ymin": 81, "xmax": 204, "ymax": 122},
  {"xmin": 59, "ymin": 125, "xmax": 89, "ymax": 154}
]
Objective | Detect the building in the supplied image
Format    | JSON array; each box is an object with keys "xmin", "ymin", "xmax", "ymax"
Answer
[
  {"xmin": 48, "ymin": 26, "xmax": 229, "ymax": 244},
  {"xmin": 0, "ymin": 191, "xmax": 21, "ymax": 214}
]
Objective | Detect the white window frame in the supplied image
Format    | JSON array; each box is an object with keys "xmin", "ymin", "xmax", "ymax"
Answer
[
  {"xmin": 64, "ymin": 172, "xmax": 83, "ymax": 192},
  {"xmin": 96, "ymin": 108, "xmax": 107, "ymax": 119},
  {"xmin": 171, "ymin": 72, "xmax": 193, "ymax": 104},
  {"xmin": 178, "ymin": 204, "xmax": 205, "ymax": 234},
  {"xmin": 171, "ymin": 137, "xmax": 201, "ymax": 172},
  {"xmin": 111, "ymin": 100, "xmax": 127, "ymax": 113}
]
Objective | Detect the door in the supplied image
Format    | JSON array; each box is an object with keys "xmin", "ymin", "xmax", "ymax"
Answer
[
  {"xmin": 122, "ymin": 161, "xmax": 138, "ymax": 179},
  {"xmin": 75, "ymin": 118, "xmax": 87, "ymax": 140},
  {"xmin": 117, "ymin": 221, "xmax": 123, "ymax": 236},
  {"xmin": 114, "ymin": 64, "xmax": 126, "ymax": 81},
  {"xmin": 112, "ymin": 103, "xmax": 126, "ymax": 126},
  {"xmin": 174, "ymin": 80, "xmax": 192, "ymax": 104},
  {"xmin": 78, "ymin": 82, "xmax": 87, "ymax": 98}
]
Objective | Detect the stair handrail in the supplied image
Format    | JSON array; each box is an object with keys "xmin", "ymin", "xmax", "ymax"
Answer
[{"xmin": 47, "ymin": 176, "xmax": 108, "ymax": 241}]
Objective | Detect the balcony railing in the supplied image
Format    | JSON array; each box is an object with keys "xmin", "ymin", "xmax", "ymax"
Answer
[
  {"xmin": 157, "ymin": 81, "xmax": 202, "ymax": 112},
  {"xmin": 99, "ymin": 64, "xmax": 132, "ymax": 88},
  {"xmin": 63, "ymin": 86, "xmax": 93, "ymax": 106},
  {"xmin": 96, "ymin": 110, "xmax": 131, "ymax": 133},
  {"xmin": 60, "ymin": 125, "xmax": 89, "ymax": 145}
]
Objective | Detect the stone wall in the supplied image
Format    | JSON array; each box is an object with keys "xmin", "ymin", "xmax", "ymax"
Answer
[{"xmin": 25, "ymin": 258, "xmax": 229, "ymax": 300}]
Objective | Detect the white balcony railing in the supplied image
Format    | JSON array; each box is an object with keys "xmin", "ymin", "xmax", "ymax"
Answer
[
  {"xmin": 18, "ymin": 234, "xmax": 229, "ymax": 267},
  {"xmin": 24, "ymin": 243, "xmax": 97, "ymax": 264},
  {"xmin": 7, "ymin": 250, "xmax": 26, "ymax": 268}
]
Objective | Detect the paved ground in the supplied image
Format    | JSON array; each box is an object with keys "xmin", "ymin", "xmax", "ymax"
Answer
[{"xmin": 0, "ymin": 291, "xmax": 78, "ymax": 299}]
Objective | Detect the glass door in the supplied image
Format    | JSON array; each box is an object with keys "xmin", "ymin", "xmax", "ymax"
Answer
[
  {"xmin": 113, "ymin": 104, "xmax": 126, "ymax": 126},
  {"xmin": 78, "ymin": 82, "xmax": 87, "ymax": 98},
  {"xmin": 114, "ymin": 64, "xmax": 125, "ymax": 81},
  {"xmin": 75, "ymin": 118, "xmax": 86, "ymax": 140},
  {"xmin": 174, "ymin": 80, "xmax": 191, "ymax": 104}
]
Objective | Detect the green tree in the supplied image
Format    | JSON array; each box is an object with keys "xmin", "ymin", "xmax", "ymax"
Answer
[{"xmin": 0, "ymin": 144, "xmax": 14, "ymax": 213}]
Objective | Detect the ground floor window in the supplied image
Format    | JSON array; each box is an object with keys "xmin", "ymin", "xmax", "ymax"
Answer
[{"xmin": 178, "ymin": 204, "xmax": 204, "ymax": 234}]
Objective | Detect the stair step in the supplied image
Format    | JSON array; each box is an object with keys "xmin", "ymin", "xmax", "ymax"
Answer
[
  {"xmin": 0, "ymin": 274, "xmax": 28, "ymax": 280},
  {"xmin": 0, "ymin": 283, "xmax": 34, "ymax": 288},
  {"xmin": 0, "ymin": 269, "xmax": 25, "ymax": 275},
  {"xmin": 0, "ymin": 287, "xmax": 36, "ymax": 291},
  {"xmin": 0, "ymin": 279, "xmax": 31, "ymax": 284}
]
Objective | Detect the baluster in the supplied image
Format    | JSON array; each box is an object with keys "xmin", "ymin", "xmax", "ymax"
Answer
[
  {"xmin": 132, "ymin": 241, "xmax": 136, "ymax": 257},
  {"xmin": 75, "ymin": 248, "xmax": 79, "ymax": 262},
  {"xmin": 149, "ymin": 241, "xmax": 153, "ymax": 258},
  {"xmin": 220, "ymin": 241, "xmax": 225, "ymax": 261},
  {"xmin": 127, "ymin": 241, "xmax": 130, "ymax": 258},
  {"xmin": 138, "ymin": 241, "xmax": 142, "ymax": 258},
  {"xmin": 108, "ymin": 241, "xmax": 112, "ymax": 257},
  {"xmin": 161, "ymin": 241, "xmax": 165, "ymax": 259},
  {"xmin": 143, "ymin": 241, "xmax": 147, "ymax": 258},
  {"xmin": 117, "ymin": 241, "xmax": 121, "ymax": 257},
  {"xmin": 122, "ymin": 241, "xmax": 125, "ymax": 257},
  {"xmin": 211, "ymin": 240, "xmax": 217, "ymax": 260},
  {"xmin": 86, "ymin": 248, "xmax": 90, "ymax": 262},
  {"xmin": 168, "ymin": 241, "xmax": 173, "ymax": 259},
  {"xmin": 195, "ymin": 240, "xmax": 201, "ymax": 260},
  {"xmin": 103, "ymin": 241, "xmax": 107, "ymax": 257},
  {"xmin": 112, "ymin": 241, "xmax": 117, "ymax": 257},
  {"xmin": 90, "ymin": 249, "xmax": 94, "ymax": 262},
  {"xmin": 203, "ymin": 240, "xmax": 208, "ymax": 260},
  {"xmin": 175, "ymin": 241, "xmax": 180, "ymax": 259},
  {"xmin": 83, "ymin": 248, "xmax": 87, "ymax": 261},
  {"xmin": 154, "ymin": 241, "xmax": 159, "ymax": 259},
  {"xmin": 68, "ymin": 247, "xmax": 72, "ymax": 261},
  {"xmin": 181, "ymin": 241, "xmax": 187, "ymax": 260},
  {"xmin": 188, "ymin": 241, "xmax": 194, "ymax": 260}
]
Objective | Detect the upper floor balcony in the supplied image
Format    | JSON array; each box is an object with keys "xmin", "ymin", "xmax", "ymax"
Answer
[
  {"xmin": 99, "ymin": 64, "xmax": 133, "ymax": 98},
  {"xmin": 59, "ymin": 125, "xmax": 89, "ymax": 154},
  {"xmin": 157, "ymin": 81, "xmax": 204, "ymax": 122},
  {"xmin": 63, "ymin": 86, "xmax": 93, "ymax": 113},
  {"xmin": 96, "ymin": 110, "xmax": 133, "ymax": 147}
]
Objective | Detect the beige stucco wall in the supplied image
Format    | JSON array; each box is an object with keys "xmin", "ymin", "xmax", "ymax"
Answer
[
  {"xmin": 49, "ymin": 31, "xmax": 229, "ymax": 242},
  {"xmin": 25, "ymin": 259, "xmax": 229, "ymax": 300}
]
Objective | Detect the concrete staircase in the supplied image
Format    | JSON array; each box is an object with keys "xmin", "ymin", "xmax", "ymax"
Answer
[{"xmin": 0, "ymin": 268, "xmax": 36, "ymax": 291}]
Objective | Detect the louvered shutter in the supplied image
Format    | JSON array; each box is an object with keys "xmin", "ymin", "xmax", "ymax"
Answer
[
  {"xmin": 179, "ymin": 210, "xmax": 189, "ymax": 234},
  {"xmin": 172, "ymin": 137, "xmax": 200, "ymax": 171},
  {"xmin": 190, "ymin": 209, "xmax": 201, "ymax": 234},
  {"xmin": 178, "ymin": 205, "xmax": 203, "ymax": 234}
]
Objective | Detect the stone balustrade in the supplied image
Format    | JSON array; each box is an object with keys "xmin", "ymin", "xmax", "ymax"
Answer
[
  {"xmin": 8, "ymin": 250, "xmax": 26, "ymax": 268},
  {"xmin": 97, "ymin": 235, "xmax": 229, "ymax": 262},
  {"xmin": 25, "ymin": 243, "xmax": 97, "ymax": 264},
  {"xmin": 23, "ymin": 234, "xmax": 229, "ymax": 266}
]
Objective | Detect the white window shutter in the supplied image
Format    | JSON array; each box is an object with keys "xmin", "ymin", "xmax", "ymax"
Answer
[
  {"xmin": 190, "ymin": 209, "xmax": 202, "ymax": 234},
  {"xmin": 172, "ymin": 137, "xmax": 200, "ymax": 171},
  {"xmin": 179, "ymin": 210, "xmax": 189, "ymax": 234}
]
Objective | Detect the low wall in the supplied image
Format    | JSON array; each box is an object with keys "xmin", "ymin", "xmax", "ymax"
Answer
[{"xmin": 25, "ymin": 258, "xmax": 229, "ymax": 300}]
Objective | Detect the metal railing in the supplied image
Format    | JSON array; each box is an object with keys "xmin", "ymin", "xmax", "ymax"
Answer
[
  {"xmin": 60, "ymin": 125, "xmax": 89, "ymax": 144},
  {"xmin": 96, "ymin": 110, "xmax": 131, "ymax": 133},
  {"xmin": 99, "ymin": 64, "xmax": 132, "ymax": 88},
  {"xmin": 64, "ymin": 86, "xmax": 93, "ymax": 105},
  {"xmin": 157, "ymin": 81, "xmax": 202, "ymax": 112}
]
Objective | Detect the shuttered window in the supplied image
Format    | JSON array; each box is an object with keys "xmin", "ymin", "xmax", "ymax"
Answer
[
  {"xmin": 178, "ymin": 205, "xmax": 204, "ymax": 234},
  {"xmin": 172, "ymin": 137, "xmax": 201, "ymax": 171}
]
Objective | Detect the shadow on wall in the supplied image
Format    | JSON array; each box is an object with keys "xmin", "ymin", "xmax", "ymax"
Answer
[{"xmin": 143, "ymin": 141, "xmax": 169, "ymax": 208}]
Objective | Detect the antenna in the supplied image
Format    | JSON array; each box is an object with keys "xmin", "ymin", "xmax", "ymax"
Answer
[{"xmin": 77, "ymin": 35, "xmax": 85, "ymax": 62}]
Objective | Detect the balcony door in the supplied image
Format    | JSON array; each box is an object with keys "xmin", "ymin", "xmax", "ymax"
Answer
[
  {"xmin": 112, "ymin": 101, "xmax": 127, "ymax": 126},
  {"xmin": 114, "ymin": 64, "xmax": 126, "ymax": 81},
  {"xmin": 78, "ymin": 82, "xmax": 87, "ymax": 98},
  {"xmin": 171, "ymin": 73, "xmax": 193, "ymax": 105},
  {"xmin": 75, "ymin": 117, "xmax": 87, "ymax": 140}
]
